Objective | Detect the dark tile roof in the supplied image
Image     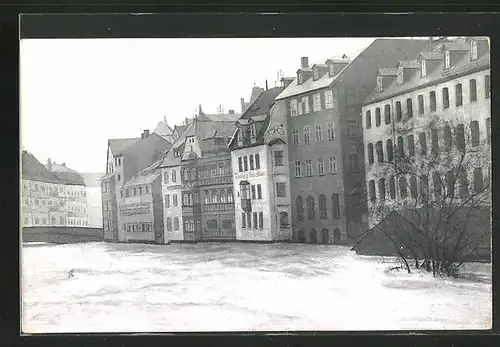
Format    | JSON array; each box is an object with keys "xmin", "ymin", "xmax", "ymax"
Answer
[
  {"xmin": 197, "ymin": 113, "xmax": 241, "ymax": 123},
  {"xmin": 158, "ymin": 123, "xmax": 194, "ymax": 168},
  {"xmin": 22, "ymin": 151, "xmax": 61, "ymax": 184},
  {"xmin": 108, "ymin": 137, "xmax": 141, "ymax": 156},
  {"xmin": 122, "ymin": 133, "xmax": 172, "ymax": 181},
  {"xmin": 364, "ymin": 37, "xmax": 490, "ymax": 105}
]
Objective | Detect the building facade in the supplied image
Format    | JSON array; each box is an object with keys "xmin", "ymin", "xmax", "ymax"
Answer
[
  {"xmin": 230, "ymin": 86, "xmax": 293, "ymax": 242},
  {"xmin": 362, "ymin": 37, "xmax": 491, "ymax": 228},
  {"xmin": 275, "ymin": 39, "xmax": 428, "ymax": 244},
  {"xmin": 22, "ymin": 151, "xmax": 89, "ymax": 228}
]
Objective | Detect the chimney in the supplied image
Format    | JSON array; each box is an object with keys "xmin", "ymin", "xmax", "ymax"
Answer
[
  {"xmin": 142, "ymin": 129, "xmax": 150, "ymax": 139},
  {"xmin": 47, "ymin": 158, "xmax": 52, "ymax": 171},
  {"xmin": 265, "ymin": 79, "xmax": 268, "ymax": 91},
  {"xmin": 301, "ymin": 56, "xmax": 309, "ymax": 69},
  {"xmin": 229, "ymin": 110, "xmax": 235, "ymax": 114},
  {"xmin": 198, "ymin": 104, "xmax": 203, "ymax": 115}
]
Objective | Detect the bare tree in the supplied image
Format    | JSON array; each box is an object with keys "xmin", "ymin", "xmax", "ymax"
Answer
[{"xmin": 365, "ymin": 112, "xmax": 491, "ymax": 277}]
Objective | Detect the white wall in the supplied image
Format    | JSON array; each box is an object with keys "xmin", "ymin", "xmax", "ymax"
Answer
[{"xmin": 161, "ymin": 166, "xmax": 184, "ymax": 241}]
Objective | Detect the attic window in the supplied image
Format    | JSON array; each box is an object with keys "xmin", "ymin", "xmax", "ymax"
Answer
[
  {"xmin": 397, "ymin": 67, "xmax": 404, "ymax": 85},
  {"xmin": 421, "ymin": 59, "xmax": 427, "ymax": 77},
  {"xmin": 444, "ymin": 50, "xmax": 451, "ymax": 69},
  {"xmin": 329, "ymin": 64, "xmax": 334, "ymax": 76},
  {"xmin": 297, "ymin": 72, "xmax": 303, "ymax": 85},
  {"xmin": 313, "ymin": 68, "xmax": 319, "ymax": 80},
  {"xmin": 376, "ymin": 76, "xmax": 383, "ymax": 93},
  {"xmin": 471, "ymin": 40, "xmax": 478, "ymax": 60}
]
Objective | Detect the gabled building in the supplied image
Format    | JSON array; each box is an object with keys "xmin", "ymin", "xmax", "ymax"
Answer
[
  {"xmin": 229, "ymin": 86, "xmax": 292, "ymax": 241},
  {"xmin": 153, "ymin": 117, "xmax": 176, "ymax": 143},
  {"xmin": 275, "ymin": 39, "xmax": 428, "ymax": 245}
]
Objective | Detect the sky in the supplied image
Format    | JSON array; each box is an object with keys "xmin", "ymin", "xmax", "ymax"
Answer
[{"xmin": 20, "ymin": 38, "xmax": 379, "ymax": 173}]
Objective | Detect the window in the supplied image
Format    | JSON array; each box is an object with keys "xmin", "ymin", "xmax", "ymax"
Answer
[
  {"xmin": 442, "ymin": 87, "xmax": 450, "ymax": 109},
  {"xmin": 297, "ymin": 196, "xmax": 304, "ymax": 221},
  {"xmin": 319, "ymin": 194, "xmax": 327, "ymax": 219},
  {"xmin": 301, "ymin": 96, "xmax": 310, "ymax": 114},
  {"xmin": 349, "ymin": 154, "xmax": 358, "ymax": 172},
  {"xmin": 253, "ymin": 212, "xmax": 258, "ymax": 228},
  {"xmin": 396, "ymin": 101, "xmax": 402, "ymax": 121},
  {"xmin": 389, "ymin": 176, "xmax": 396, "ymax": 199},
  {"xmin": 251, "ymin": 185, "xmax": 256, "ymax": 200},
  {"xmin": 172, "ymin": 170, "xmax": 177, "ymax": 182},
  {"xmin": 408, "ymin": 135, "xmax": 415, "ymax": 157},
  {"xmin": 327, "ymin": 122, "xmax": 335, "ymax": 141},
  {"xmin": 486, "ymin": 117, "xmax": 491, "ymax": 144},
  {"xmin": 60, "ymin": 216, "xmax": 65, "ymax": 225},
  {"xmin": 471, "ymin": 40, "xmax": 478, "ymax": 60},
  {"xmin": 276, "ymin": 182, "xmax": 286, "ymax": 198},
  {"xmin": 430, "ymin": 91, "xmax": 436, "ymax": 111},
  {"xmin": 275, "ymin": 151, "xmax": 284, "ymax": 166},
  {"xmin": 165, "ymin": 194, "xmax": 170, "ymax": 207},
  {"xmin": 378, "ymin": 178, "xmax": 386, "ymax": 201},
  {"xmin": 332, "ymin": 193, "xmax": 340, "ymax": 219},
  {"xmin": 317, "ymin": 158, "xmax": 325, "ymax": 175},
  {"xmin": 397, "ymin": 136, "xmax": 404, "ymax": 157},
  {"xmin": 397, "ymin": 67, "xmax": 404, "ymax": 84},
  {"xmin": 243, "ymin": 156, "xmax": 248, "ymax": 171},
  {"xmin": 132, "ymin": 188, "xmax": 137, "ymax": 196},
  {"xmin": 445, "ymin": 50, "xmax": 450, "ymax": 69},
  {"xmin": 242, "ymin": 212, "xmax": 247, "ymax": 228},
  {"xmin": 485, "ymin": 75, "xmax": 491, "ymax": 99},
  {"xmin": 375, "ymin": 141, "xmax": 384, "ymax": 162},
  {"xmin": 470, "ymin": 79, "xmax": 477, "ymax": 102},
  {"xmin": 329, "ymin": 156, "xmax": 337, "ymax": 174},
  {"xmin": 313, "ymin": 93, "xmax": 322, "ymax": 112},
  {"xmin": 474, "ymin": 168, "xmax": 484, "ymax": 193},
  {"xmin": 247, "ymin": 212, "xmax": 252, "ymax": 228},
  {"xmin": 384, "ymin": 104, "xmax": 391, "ymax": 124},
  {"xmin": 375, "ymin": 108, "xmax": 381, "ymax": 127},
  {"xmin": 315, "ymin": 124, "xmax": 323, "ymax": 142},
  {"xmin": 433, "ymin": 172, "xmax": 442, "ymax": 198},
  {"xmin": 365, "ymin": 111, "xmax": 372, "ymax": 129},
  {"xmin": 173, "ymin": 216, "xmax": 180, "ymax": 230},
  {"xmin": 249, "ymin": 154, "xmax": 255, "ymax": 170},
  {"xmin": 138, "ymin": 186, "xmax": 143, "ymax": 196},
  {"xmin": 255, "ymin": 154, "xmax": 260, "ymax": 169},
  {"xmin": 410, "ymin": 176, "xmax": 418, "ymax": 199},
  {"xmin": 377, "ymin": 76, "xmax": 383, "ymax": 92},
  {"xmin": 250, "ymin": 124, "xmax": 256, "ymax": 138},
  {"xmin": 211, "ymin": 191, "xmax": 218, "ymax": 203},
  {"xmin": 456, "ymin": 83, "xmax": 463, "ymax": 106},
  {"xmin": 35, "ymin": 199, "xmax": 39, "ymax": 206},
  {"xmin": 386, "ymin": 139, "xmax": 394, "ymax": 162},
  {"xmin": 207, "ymin": 219, "xmax": 218, "ymax": 229},
  {"xmin": 145, "ymin": 186, "xmax": 150, "ymax": 194},
  {"xmin": 294, "ymin": 161, "xmax": 302, "ymax": 177},
  {"xmin": 421, "ymin": 59, "xmax": 427, "ymax": 77},
  {"xmin": 420, "ymin": 132, "xmax": 427, "ymax": 156},
  {"xmin": 227, "ymin": 188, "xmax": 234, "ymax": 202},
  {"xmin": 399, "ymin": 176, "xmax": 408, "ymax": 199},
  {"xmin": 292, "ymin": 129, "xmax": 299, "ymax": 145},
  {"xmin": 117, "ymin": 174, "xmax": 121, "ymax": 181},
  {"xmin": 238, "ymin": 157, "xmax": 243, "ymax": 172},
  {"xmin": 220, "ymin": 189, "xmax": 227, "ymax": 203},
  {"xmin": 163, "ymin": 172, "xmax": 169, "ymax": 184},
  {"xmin": 257, "ymin": 184, "xmax": 262, "ymax": 199},
  {"xmin": 420, "ymin": 175, "xmax": 429, "ymax": 200},
  {"xmin": 303, "ymin": 126, "xmax": 311, "ymax": 145},
  {"xmin": 406, "ymin": 98, "xmax": 413, "ymax": 118},
  {"xmin": 446, "ymin": 170, "xmax": 455, "ymax": 197},
  {"xmin": 456, "ymin": 124, "xmax": 465, "ymax": 153},
  {"xmin": 166, "ymin": 217, "xmax": 172, "ymax": 231},
  {"xmin": 173, "ymin": 194, "xmax": 178, "ymax": 206},
  {"xmin": 431, "ymin": 128, "xmax": 439, "ymax": 153},
  {"xmin": 305, "ymin": 159, "xmax": 313, "ymax": 176},
  {"xmin": 290, "ymin": 99, "xmax": 298, "ymax": 117},
  {"xmin": 459, "ymin": 169, "xmax": 469, "ymax": 197},
  {"xmin": 369, "ymin": 180, "xmax": 376, "ymax": 202},
  {"xmin": 471, "ymin": 121, "xmax": 480, "ymax": 146},
  {"xmin": 307, "ymin": 196, "xmax": 315, "ymax": 220},
  {"xmin": 418, "ymin": 95, "xmax": 424, "ymax": 115},
  {"xmin": 324, "ymin": 90, "xmax": 334, "ymax": 109}
]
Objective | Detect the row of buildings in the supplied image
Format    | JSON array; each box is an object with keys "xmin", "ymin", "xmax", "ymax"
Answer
[
  {"xmin": 101, "ymin": 36, "xmax": 490, "ymax": 247},
  {"xmin": 21, "ymin": 151, "xmax": 89, "ymax": 228}
]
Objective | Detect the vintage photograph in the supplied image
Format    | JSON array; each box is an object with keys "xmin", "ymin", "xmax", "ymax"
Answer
[{"xmin": 20, "ymin": 36, "xmax": 491, "ymax": 332}]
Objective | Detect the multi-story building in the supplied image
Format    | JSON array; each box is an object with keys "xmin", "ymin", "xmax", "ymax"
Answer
[
  {"xmin": 275, "ymin": 39, "xmax": 428, "ymax": 244},
  {"xmin": 230, "ymin": 86, "xmax": 293, "ymax": 242},
  {"xmin": 361, "ymin": 37, "xmax": 491, "ymax": 228},
  {"xmin": 22, "ymin": 151, "xmax": 89, "ymax": 228}
]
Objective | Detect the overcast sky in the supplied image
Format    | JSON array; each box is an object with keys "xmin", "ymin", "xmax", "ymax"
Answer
[{"xmin": 20, "ymin": 38, "xmax": 378, "ymax": 173}]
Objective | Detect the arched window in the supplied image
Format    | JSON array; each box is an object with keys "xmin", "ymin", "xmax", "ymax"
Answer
[
  {"xmin": 333, "ymin": 228, "xmax": 341, "ymax": 243},
  {"xmin": 397, "ymin": 136, "xmax": 405, "ymax": 157},
  {"xmin": 319, "ymin": 194, "xmax": 327, "ymax": 219},
  {"xmin": 321, "ymin": 229, "xmax": 329, "ymax": 244},
  {"xmin": 386, "ymin": 139, "xmax": 394, "ymax": 162},
  {"xmin": 298, "ymin": 229, "xmax": 305, "ymax": 243},
  {"xmin": 444, "ymin": 125, "xmax": 452, "ymax": 151},
  {"xmin": 455, "ymin": 124, "xmax": 465, "ymax": 152},
  {"xmin": 174, "ymin": 216, "xmax": 180, "ymax": 230},
  {"xmin": 166, "ymin": 217, "xmax": 173, "ymax": 231},
  {"xmin": 410, "ymin": 176, "xmax": 418, "ymax": 199},
  {"xmin": 375, "ymin": 108, "xmax": 381, "ymax": 127},
  {"xmin": 471, "ymin": 120, "xmax": 480, "ymax": 146},
  {"xmin": 303, "ymin": 126, "xmax": 311, "ymax": 145},
  {"xmin": 296, "ymin": 196, "xmax": 304, "ymax": 222},
  {"xmin": 307, "ymin": 196, "xmax": 315, "ymax": 220},
  {"xmin": 365, "ymin": 110, "xmax": 372, "ymax": 129},
  {"xmin": 279, "ymin": 212, "xmax": 289, "ymax": 227},
  {"xmin": 399, "ymin": 176, "xmax": 408, "ymax": 199},
  {"xmin": 376, "ymin": 141, "xmax": 384, "ymax": 162},
  {"xmin": 384, "ymin": 104, "xmax": 391, "ymax": 124},
  {"xmin": 367, "ymin": 143, "xmax": 374, "ymax": 164}
]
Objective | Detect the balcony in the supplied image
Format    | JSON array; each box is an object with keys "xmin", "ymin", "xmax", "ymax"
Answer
[
  {"xmin": 201, "ymin": 203, "xmax": 235, "ymax": 213},
  {"xmin": 198, "ymin": 176, "xmax": 232, "ymax": 187}
]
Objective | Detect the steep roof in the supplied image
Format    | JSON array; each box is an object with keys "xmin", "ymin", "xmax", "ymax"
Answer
[
  {"xmin": 364, "ymin": 37, "xmax": 490, "ymax": 105},
  {"xmin": 50, "ymin": 163, "xmax": 85, "ymax": 185},
  {"xmin": 158, "ymin": 122, "xmax": 194, "ymax": 168},
  {"xmin": 108, "ymin": 137, "xmax": 141, "ymax": 156},
  {"xmin": 153, "ymin": 121, "xmax": 174, "ymax": 138},
  {"xmin": 122, "ymin": 132, "xmax": 171, "ymax": 181},
  {"xmin": 22, "ymin": 151, "xmax": 61, "ymax": 184}
]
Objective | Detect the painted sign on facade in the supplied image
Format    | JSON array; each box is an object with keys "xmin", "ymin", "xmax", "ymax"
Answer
[
  {"xmin": 234, "ymin": 169, "xmax": 266, "ymax": 180},
  {"xmin": 120, "ymin": 203, "xmax": 150, "ymax": 216}
]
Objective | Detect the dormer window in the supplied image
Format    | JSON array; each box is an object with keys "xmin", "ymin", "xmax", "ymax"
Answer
[
  {"xmin": 250, "ymin": 123, "xmax": 256, "ymax": 138},
  {"xmin": 329, "ymin": 64, "xmax": 334, "ymax": 76},
  {"xmin": 313, "ymin": 68, "xmax": 319, "ymax": 80},
  {"xmin": 376, "ymin": 76, "xmax": 383, "ymax": 92},
  {"xmin": 421, "ymin": 59, "xmax": 427, "ymax": 77},
  {"xmin": 186, "ymin": 136, "xmax": 194, "ymax": 144},
  {"xmin": 173, "ymin": 149, "xmax": 180, "ymax": 158},
  {"xmin": 471, "ymin": 40, "xmax": 478, "ymax": 60},
  {"xmin": 444, "ymin": 50, "xmax": 451, "ymax": 69},
  {"xmin": 297, "ymin": 72, "xmax": 303, "ymax": 85},
  {"xmin": 397, "ymin": 67, "xmax": 404, "ymax": 85}
]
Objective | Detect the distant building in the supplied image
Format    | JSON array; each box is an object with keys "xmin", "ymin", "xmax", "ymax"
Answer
[
  {"xmin": 153, "ymin": 117, "xmax": 177, "ymax": 143},
  {"xmin": 229, "ymin": 86, "xmax": 293, "ymax": 241},
  {"xmin": 275, "ymin": 39, "xmax": 429, "ymax": 244},
  {"xmin": 21, "ymin": 151, "xmax": 89, "ymax": 228}
]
